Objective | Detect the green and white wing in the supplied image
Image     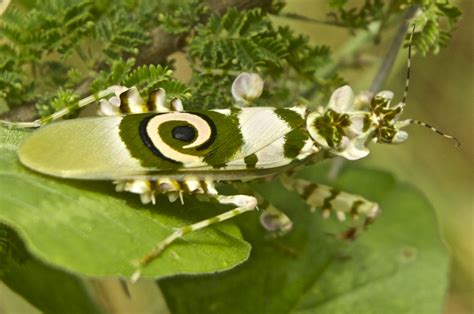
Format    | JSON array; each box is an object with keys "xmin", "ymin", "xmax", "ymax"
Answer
[
  {"xmin": 18, "ymin": 107, "xmax": 314, "ymax": 180},
  {"xmin": 117, "ymin": 106, "xmax": 312, "ymax": 172},
  {"xmin": 225, "ymin": 106, "xmax": 314, "ymax": 170},
  {"xmin": 18, "ymin": 117, "xmax": 149, "ymax": 179}
]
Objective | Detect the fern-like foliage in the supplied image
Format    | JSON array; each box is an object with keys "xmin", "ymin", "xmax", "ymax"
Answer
[
  {"xmin": 0, "ymin": 0, "xmax": 461, "ymax": 117},
  {"xmin": 36, "ymin": 88, "xmax": 79, "ymax": 118},
  {"xmin": 0, "ymin": 1, "xmax": 98, "ymax": 107},
  {"xmin": 159, "ymin": 0, "xmax": 206, "ymax": 35},
  {"xmin": 94, "ymin": 8, "xmax": 149, "ymax": 61},
  {"xmin": 124, "ymin": 64, "xmax": 191, "ymax": 101},
  {"xmin": 187, "ymin": 8, "xmax": 342, "ymax": 109},
  {"xmin": 91, "ymin": 58, "xmax": 190, "ymax": 102},
  {"xmin": 410, "ymin": 1, "xmax": 461, "ymax": 55},
  {"xmin": 328, "ymin": 0, "xmax": 461, "ymax": 55},
  {"xmin": 328, "ymin": 0, "xmax": 385, "ymax": 29},
  {"xmin": 0, "ymin": 0, "xmax": 168, "ymax": 114}
]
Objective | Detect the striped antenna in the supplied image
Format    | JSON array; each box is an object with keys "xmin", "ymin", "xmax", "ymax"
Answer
[
  {"xmin": 401, "ymin": 25, "xmax": 460, "ymax": 147},
  {"xmin": 0, "ymin": 88, "xmax": 116, "ymax": 129},
  {"xmin": 407, "ymin": 119, "xmax": 461, "ymax": 147},
  {"xmin": 402, "ymin": 24, "xmax": 416, "ymax": 105}
]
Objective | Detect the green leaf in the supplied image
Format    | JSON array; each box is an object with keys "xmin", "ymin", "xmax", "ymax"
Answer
[
  {"xmin": 0, "ymin": 127, "xmax": 250, "ymax": 279},
  {"xmin": 1, "ymin": 224, "xmax": 101, "ymax": 313},
  {"xmin": 123, "ymin": 64, "xmax": 190, "ymax": 99},
  {"xmin": 158, "ymin": 0, "xmax": 206, "ymax": 35},
  {"xmin": 36, "ymin": 88, "xmax": 79, "ymax": 118},
  {"xmin": 160, "ymin": 164, "xmax": 449, "ymax": 314},
  {"xmin": 327, "ymin": 0, "xmax": 385, "ymax": 29},
  {"xmin": 410, "ymin": 0, "xmax": 462, "ymax": 56},
  {"xmin": 187, "ymin": 9, "xmax": 341, "ymax": 110}
]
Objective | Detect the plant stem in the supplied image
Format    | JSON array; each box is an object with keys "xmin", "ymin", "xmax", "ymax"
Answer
[
  {"xmin": 279, "ymin": 12, "xmax": 347, "ymax": 27},
  {"xmin": 369, "ymin": 6, "xmax": 419, "ymax": 94}
]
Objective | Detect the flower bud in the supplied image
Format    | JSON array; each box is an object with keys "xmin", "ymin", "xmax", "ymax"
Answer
[{"xmin": 231, "ymin": 72, "xmax": 264, "ymax": 103}]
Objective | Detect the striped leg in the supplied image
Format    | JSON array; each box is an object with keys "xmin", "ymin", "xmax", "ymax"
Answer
[
  {"xmin": 131, "ymin": 194, "xmax": 257, "ymax": 281},
  {"xmin": 233, "ymin": 182, "xmax": 292, "ymax": 237},
  {"xmin": 280, "ymin": 174, "xmax": 379, "ymax": 238},
  {"xmin": 0, "ymin": 88, "xmax": 118, "ymax": 128},
  {"xmin": 0, "ymin": 84, "xmax": 185, "ymax": 128}
]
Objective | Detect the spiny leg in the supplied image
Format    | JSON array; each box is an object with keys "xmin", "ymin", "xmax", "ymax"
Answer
[
  {"xmin": 131, "ymin": 194, "xmax": 257, "ymax": 281},
  {"xmin": 279, "ymin": 174, "xmax": 379, "ymax": 239},
  {"xmin": 233, "ymin": 182, "xmax": 293, "ymax": 237},
  {"xmin": 0, "ymin": 84, "xmax": 185, "ymax": 128},
  {"xmin": 0, "ymin": 88, "xmax": 120, "ymax": 128}
]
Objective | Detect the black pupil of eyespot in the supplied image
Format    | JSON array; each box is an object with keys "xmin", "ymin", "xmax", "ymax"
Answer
[{"xmin": 172, "ymin": 125, "xmax": 196, "ymax": 142}]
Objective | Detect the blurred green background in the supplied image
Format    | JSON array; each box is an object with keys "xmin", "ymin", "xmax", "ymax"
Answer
[{"xmin": 280, "ymin": 1, "xmax": 472, "ymax": 313}]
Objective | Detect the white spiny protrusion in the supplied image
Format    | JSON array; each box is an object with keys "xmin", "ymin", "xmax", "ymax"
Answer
[
  {"xmin": 125, "ymin": 180, "xmax": 151, "ymax": 194},
  {"xmin": 97, "ymin": 86, "xmax": 129, "ymax": 116},
  {"xmin": 170, "ymin": 98, "xmax": 184, "ymax": 112},
  {"xmin": 179, "ymin": 191, "xmax": 184, "ymax": 205},
  {"xmin": 204, "ymin": 180, "xmax": 218, "ymax": 195},
  {"xmin": 152, "ymin": 88, "xmax": 168, "ymax": 112},
  {"xmin": 167, "ymin": 192, "xmax": 179, "ymax": 203},
  {"xmin": 185, "ymin": 178, "xmax": 202, "ymax": 193},
  {"xmin": 98, "ymin": 99, "xmax": 121, "ymax": 116},
  {"xmin": 140, "ymin": 192, "xmax": 155, "ymax": 205},
  {"xmin": 157, "ymin": 178, "xmax": 180, "ymax": 192},
  {"xmin": 122, "ymin": 87, "xmax": 146, "ymax": 113}
]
